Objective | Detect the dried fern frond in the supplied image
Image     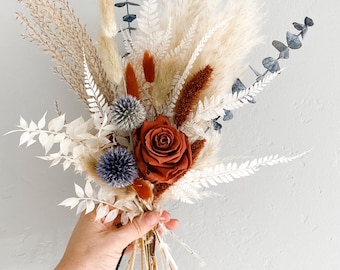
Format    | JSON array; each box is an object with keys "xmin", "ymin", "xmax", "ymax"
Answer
[
  {"xmin": 83, "ymin": 54, "xmax": 110, "ymax": 119},
  {"xmin": 164, "ymin": 152, "xmax": 309, "ymax": 203},
  {"xmin": 17, "ymin": 0, "xmax": 116, "ymax": 106},
  {"xmin": 134, "ymin": 0, "xmax": 162, "ymax": 56},
  {"xmin": 224, "ymin": 71, "xmax": 280, "ymax": 111}
]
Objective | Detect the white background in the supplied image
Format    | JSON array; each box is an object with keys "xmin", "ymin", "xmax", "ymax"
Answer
[{"xmin": 1, "ymin": 0, "xmax": 339, "ymax": 269}]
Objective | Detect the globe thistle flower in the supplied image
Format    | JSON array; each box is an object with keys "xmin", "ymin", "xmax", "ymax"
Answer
[
  {"xmin": 96, "ymin": 146, "xmax": 138, "ymax": 188},
  {"xmin": 112, "ymin": 95, "xmax": 146, "ymax": 131}
]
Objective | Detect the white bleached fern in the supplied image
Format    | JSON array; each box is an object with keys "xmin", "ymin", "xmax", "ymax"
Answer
[
  {"xmin": 166, "ymin": 152, "xmax": 309, "ymax": 203},
  {"xmin": 83, "ymin": 52, "xmax": 110, "ymax": 120},
  {"xmin": 160, "ymin": 20, "xmax": 229, "ymax": 118},
  {"xmin": 168, "ymin": 19, "xmax": 231, "ymax": 111},
  {"xmin": 135, "ymin": 0, "xmax": 162, "ymax": 55},
  {"xmin": 224, "ymin": 71, "xmax": 280, "ymax": 110},
  {"xmin": 183, "ymin": 71, "xmax": 280, "ymax": 132},
  {"xmin": 165, "ymin": 19, "xmax": 198, "ymax": 60}
]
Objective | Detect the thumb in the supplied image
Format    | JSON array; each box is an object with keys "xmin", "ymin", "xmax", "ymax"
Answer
[{"xmin": 115, "ymin": 211, "xmax": 160, "ymax": 250}]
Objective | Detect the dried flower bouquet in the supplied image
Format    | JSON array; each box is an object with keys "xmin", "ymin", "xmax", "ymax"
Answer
[{"xmin": 9, "ymin": 0, "xmax": 313, "ymax": 269}]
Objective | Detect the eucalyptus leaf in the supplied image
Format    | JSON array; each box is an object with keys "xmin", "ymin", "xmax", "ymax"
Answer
[
  {"xmin": 286, "ymin": 32, "xmax": 302, "ymax": 49},
  {"xmin": 232, "ymin": 78, "xmax": 246, "ymax": 94},
  {"xmin": 247, "ymin": 97, "xmax": 256, "ymax": 104},
  {"xmin": 279, "ymin": 48, "xmax": 290, "ymax": 59},
  {"xmin": 304, "ymin": 17, "xmax": 314, "ymax": 27},
  {"xmin": 123, "ymin": 14, "xmax": 137, "ymax": 23},
  {"xmin": 301, "ymin": 27, "xmax": 308, "ymax": 39},
  {"xmin": 293, "ymin": 22, "xmax": 305, "ymax": 31},
  {"xmin": 272, "ymin": 40, "xmax": 290, "ymax": 59},
  {"xmin": 223, "ymin": 110, "xmax": 233, "ymax": 121},
  {"xmin": 262, "ymin": 57, "xmax": 280, "ymax": 73},
  {"xmin": 212, "ymin": 120, "xmax": 222, "ymax": 133},
  {"xmin": 115, "ymin": 2, "xmax": 140, "ymax": 8}
]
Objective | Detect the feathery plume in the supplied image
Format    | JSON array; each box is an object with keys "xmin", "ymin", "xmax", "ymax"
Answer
[
  {"xmin": 143, "ymin": 51, "xmax": 155, "ymax": 83},
  {"xmin": 174, "ymin": 65, "xmax": 213, "ymax": 127},
  {"xmin": 191, "ymin": 139, "xmax": 206, "ymax": 163},
  {"xmin": 98, "ymin": 35, "xmax": 124, "ymax": 85},
  {"xmin": 125, "ymin": 63, "xmax": 139, "ymax": 99},
  {"xmin": 98, "ymin": 0, "xmax": 117, "ymax": 37},
  {"xmin": 17, "ymin": 0, "xmax": 115, "ymax": 106}
]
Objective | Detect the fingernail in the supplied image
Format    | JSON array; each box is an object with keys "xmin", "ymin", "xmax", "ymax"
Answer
[{"xmin": 145, "ymin": 211, "xmax": 159, "ymax": 226}]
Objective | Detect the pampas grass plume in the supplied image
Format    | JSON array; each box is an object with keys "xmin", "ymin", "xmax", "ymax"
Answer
[
  {"xmin": 98, "ymin": 0, "xmax": 117, "ymax": 37},
  {"xmin": 98, "ymin": 35, "xmax": 123, "ymax": 85}
]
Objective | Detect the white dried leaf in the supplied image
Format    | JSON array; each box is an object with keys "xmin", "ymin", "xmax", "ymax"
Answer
[
  {"xmin": 63, "ymin": 160, "xmax": 72, "ymax": 171},
  {"xmin": 38, "ymin": 112, "xmax": 47, "ymax": 129},
  {"xmin": 50, "ymin": 156, "xmax": 62, "ymax": 167},
  {"xmin": 29, "ymin": 121, "xmax": 38, "ymax": 130},
  {"xmin": 95, "ymin": 204, "xmax": 110, "ymax": 221},
  {"xmin": 48, "ymin": 115, "xmax": 65, "ymax": 132},
  {"xmin": 116, "ymin": 136, "xmax": 130, "ymax": 147},
  {"xmin": 76, "ymin": 200, "xmax": 87, "ymax": 215},
  {"xmin": 74, "ymin": 183, "xmax": 85, "ymax": 197},
  {"xmin": 19, "ymin": 132, "xmax": 30, "ymax": 146},
  {"xmin": 19, "ymin": 117, "xmax": 28, "ymax": 129},
  {"xmin": 38, "ymin": 132, "xmax": 48, "ymax": 146},
  {"xmin": 104, "ymin": 209, "xmax": 119, "ymax": 223},
  {"xmin": 120, "ymin": 212, "xmax": 129, "ymax": 225},
  {"xmin": 59, "ymin": 197, "xmax": 80, "ymax": 209},
  {"xmin": 85, "ymin": 181, "xmax": 94, "ymax": 198},
  {"xmin": 85, "ymin": 200, "xmax": 96, "ymax": 214},
  {"xmin": 60, "ymin": 138, "xmax": 72, "ymax": 155},
  {"xmin": 54, "ymin": 133, "xmax": 66, "ymax": 143},
  {"xmin": 44, "ymin": 134, "xmax": 55, "ymax": 154}
]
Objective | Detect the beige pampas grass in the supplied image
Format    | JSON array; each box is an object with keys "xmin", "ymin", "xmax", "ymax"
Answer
[
  {"xmin": 98, "ymin": 0, "xmax": 117, "ymax": 38},
  {"xmin": 17, "ymin": 0, "xmax": 116, "ymax": 106},
  {"xmin": 136, "ymin": 0, "xmax": 262, "ymax": 117},
  {"xmin": 97, "ymin": 0, "xmax": 123, "ymax": 86},
  {"xmin": 97, "ymin": 35, "xmax": 124, "ymax": 85},
  {"xmin": 195, "ymin": 0, "xmax": 263, "ymax": 98}
]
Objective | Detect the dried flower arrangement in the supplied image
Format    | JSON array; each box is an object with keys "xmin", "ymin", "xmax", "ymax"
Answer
[{"xmin": 8, "ymin": 0, "xmax": 313, "ymax": 269}]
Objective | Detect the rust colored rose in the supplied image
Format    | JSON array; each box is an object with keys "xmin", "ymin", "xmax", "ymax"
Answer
[{"xmin": 134, "ymin": 115, "xmax": 192, "ymax": 184}]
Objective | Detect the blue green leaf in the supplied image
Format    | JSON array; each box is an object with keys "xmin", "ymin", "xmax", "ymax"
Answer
[
  {"xmin": 223, "ymin": 110, "xmax": 233, "ymax": 121},
  {"xmin": 293, "ymin": 22, "xmax": 305, "ymax": 31},
  {"xmin": 115, "ymin": 2, "xmax": 140, "ymax": 8},
  {"xmin": 262, "ymin": 57, "xmax": 280, "ymax": 73},
  {"xmin": 123, "ymin": 14, "xmax": 137, "ymax": 23},
  {"xmin": 304, "ymin": 17, "xmax": 314, "ymax": 27},
  {"xmin": 232, "ymin": 78, "xmax": 246, "ymax": 94},
  {"xmin": 286, "ymin": 32, "xmax": 302, "ymax": 49},
  {"xmin": 213, "ymin": 120, "xmax": 222, "ymax": 133},
  {"xmin": 272, "ymin": 40, "xmax": 290, "ymax": 59}
]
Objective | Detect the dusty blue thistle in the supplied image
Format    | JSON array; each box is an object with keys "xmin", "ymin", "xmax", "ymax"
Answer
[
  {"xmin": 96, "ymin": 146, "xmax": 138, "ymax": 188},
  {"xmin": 112, "ymin": 95, "xmax": 146, "ymax": 131}
]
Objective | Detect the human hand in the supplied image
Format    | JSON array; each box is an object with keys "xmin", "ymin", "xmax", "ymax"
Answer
[{"xmin": 55, "ymin": 209, "xmax": 178, "ymax": 270}]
